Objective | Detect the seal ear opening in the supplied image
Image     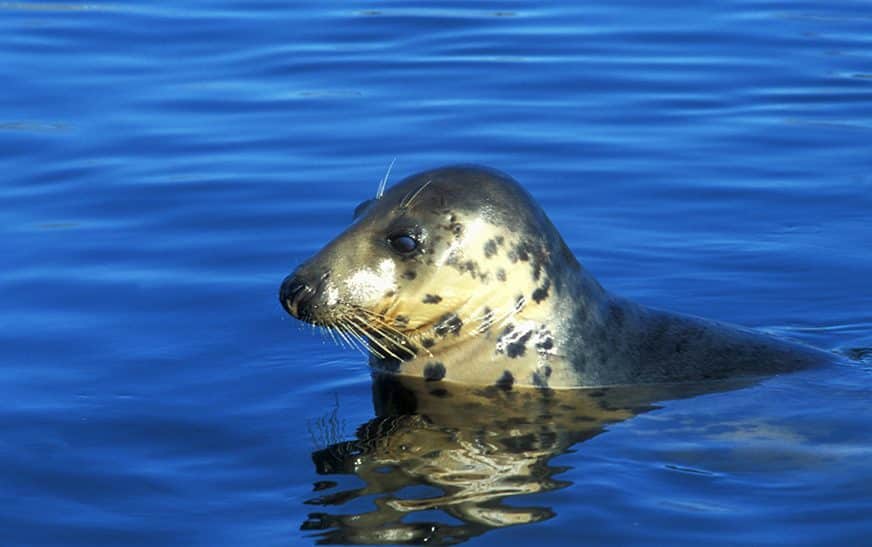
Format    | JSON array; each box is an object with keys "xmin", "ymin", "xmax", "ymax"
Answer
[{"xmin": 353, "ymin": 199, "xmax": 375, "ymax": 220}]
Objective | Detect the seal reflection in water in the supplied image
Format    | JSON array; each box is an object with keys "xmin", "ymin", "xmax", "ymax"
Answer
[
  {"xmin": 280, "ymin": 165, "xmax": 833, "ymax": 388},
  {"xmin": 301, "ymin": 374, "xmax": 754, "ymax": 544}
]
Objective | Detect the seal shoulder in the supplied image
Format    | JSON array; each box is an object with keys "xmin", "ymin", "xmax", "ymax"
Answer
[{"xmin": 629, "ymin": 304, "xmax": 831, "ymax": 384}]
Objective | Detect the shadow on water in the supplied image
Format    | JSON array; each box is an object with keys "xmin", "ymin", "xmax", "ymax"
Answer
[{"xmin": 300, "ymin": 373, "xmax": 757, "ymax": 545}]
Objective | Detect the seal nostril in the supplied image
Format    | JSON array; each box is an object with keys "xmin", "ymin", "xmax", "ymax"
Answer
[
  {"xmin": 279, "ymin": 270, "xmax": 331, "ymax": 320},
  {"xmin": 280, "ymin": 275, "xmax": 314, "ymax": 318}
]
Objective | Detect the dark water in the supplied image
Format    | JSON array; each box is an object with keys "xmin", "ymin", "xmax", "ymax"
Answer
[{"xmin": 2, "ymin": 1, "xmax": 871, "ymax": 545}]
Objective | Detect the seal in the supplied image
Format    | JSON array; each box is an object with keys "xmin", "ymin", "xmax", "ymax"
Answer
[{"xmin": 279, "ymin": 165, "xmax": 833, "ymax": 388}]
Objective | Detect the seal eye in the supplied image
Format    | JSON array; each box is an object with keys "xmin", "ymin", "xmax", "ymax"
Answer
[{"xmin": 388, "ymin": 234, "xmax": 418, "ymax": 254}]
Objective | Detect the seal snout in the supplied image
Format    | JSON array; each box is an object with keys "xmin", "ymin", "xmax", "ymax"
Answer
[
  {"xmin": 279, "ymin": 271, "xmax": 330, "ymax": 321},
  {"xmin": 279, "ymin": 274, "xmax": 308, "ymax": 318}
]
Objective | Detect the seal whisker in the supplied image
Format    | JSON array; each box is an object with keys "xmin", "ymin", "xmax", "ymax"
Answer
[
  {"xmin": 358, "ymin": 315, "xmax": 418, "ymax": 361},
  {"xmin": 465, "ymin": 302, "xmax": 518, "ymax": 335},
  {"xmin": 339, "ymin": 317, "xmax": 381, "ymax": 358},
  {"xmin": 324, "ymin": 319, "xmax": 351, "ymax": 350},
  {"xmin": 333, "ymin": 314, "xmax": 373, "ymax": 358},
  {"xmin": 331, "ymin": 319, "xmax": 356, "ymax": 352},
  {"xmin": 400, "ymin": 178, "xmax": 432, "ymax": 209},
  {"xmin": 324, "ymin": 324, "xmax": 342, "ymax": 349},
  {"xmin": 376, "ymin": 157, "xmax": 397, "ymax": 200},
  {"xmin": 362, "ymin": 311, "xmax": 435, "ymax": 358},
  {"xmin": 347, "ymin": 314, "xmax": 405, "ymax": 361},
  {"xmin": 353, "ymin": 307, "xmax": 415, "ymax": 344},
  {"xmin": 359, "ymin": 311, "xmax": 436, "ymax": 357},
  {"xmin": 342, "ymin": 317, "xmax": 373, "ymax": 350}
]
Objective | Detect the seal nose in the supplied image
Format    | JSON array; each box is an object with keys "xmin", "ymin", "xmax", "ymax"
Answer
[
  {"xmin": 280, "ymin": 271, "xmax": 330, "ymax": 320},
  {"xmin": 279, "ymin": 275, "xmax": 313, "ymax": 319}
]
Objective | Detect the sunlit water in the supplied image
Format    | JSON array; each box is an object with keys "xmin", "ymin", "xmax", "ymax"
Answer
[{"xmin": 2, "ymin": 1, "xmax": 871, "ymax": 545}]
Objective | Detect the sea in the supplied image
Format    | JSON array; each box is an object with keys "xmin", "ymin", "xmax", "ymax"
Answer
[{"xmin": 1, "ymin": 1, "xmax": 871, "ymax": 545}]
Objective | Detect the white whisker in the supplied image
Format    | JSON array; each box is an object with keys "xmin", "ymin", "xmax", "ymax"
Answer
[
  {"xmin": 400, "ymin": 178, "xmax": 431, "ymax": 209},
  {"xmin": 345, "ymin": 317, "xmax": 386, "ymax": 359},
  {"xmin": 376, "ymin": 157, "xmax": 397, "ymax": 200},
  {"xmin": 348, "ymin": 314, "xmax": 405, "ymax": 361}
]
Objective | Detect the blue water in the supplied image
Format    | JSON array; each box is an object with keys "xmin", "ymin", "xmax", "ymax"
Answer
[{"xmin": 2, "ymin": 1, "xmax": 871, "ymax": 545}]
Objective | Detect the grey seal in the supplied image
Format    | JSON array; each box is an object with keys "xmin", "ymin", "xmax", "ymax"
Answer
[{"xmin": 279, "ymin": 166, "xmax": 832, "ymax": 388}]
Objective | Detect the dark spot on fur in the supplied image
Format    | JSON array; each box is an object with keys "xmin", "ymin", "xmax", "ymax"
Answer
[
  {"xmin": 515, "ymin": 294, "xmax": 526, "ymax": 310},
  {"xmin": 394, "ymin": 315, "xmax": 409, "ymax": 327},
  {"xmin": 484, "ymin": 240, "xmax": 498, "ymax": 258},
  {"xmin": 495, "ymin": 370, "xmax": 514, "ymax": 391},
  {"xmin": 421, "ymin": 338, "xmax": 435, "ymax": 348},
  {"xmin": 442, "ymin": 219, "xmax": 464, "ymax": 237},
  {"xmin": 496, "ymin": 236, "xmax": 505, "ymax": 246},
  {"xmin": 507, "ymin": 330, "xmax": 533, "ymax": 358},
  {"xmin": 403, "ymin": 270, "xmax": 416, "ymax": 280},
  {"xmin": 434, "ymin": 313, "xmax": 462, "ymax": 337},
  {"xmin": 507, "ymin": 250, "xmax": 518, "ymax": 263},
  {"xmin": 423, "ymin": 294, "xmax": 442, "ymax": 304},
  {"xmin": 532, "ymin": 262, "xmax": 542, "ymax": 281},
  {"xmin": 531, "ymin": 371, "xmax": 549, "ymax": 388},
  {"xmin": 537, "ymin": 337, "xmax": 554, "ymax": 351},
  {"xmin": 516, "ymin": 245, "xmax": 529, "ymax": 262},
  {"xmin": 532, "ymin": 279, "xmax": 551, "ymax": 303},
  {"xmin": 429, "ymin": 388, "xmax": 449, "ymax": 398},
  {"xmin": 384, "ymin": 290, "xmax": 396, "ymax": 298},
  {"xmin": 424, "ymin": 362, "xmax": 446, "ymax": 382},
  {"xmin": 497, "ymin": 268, "xmax": 507, "ymax": 282}
]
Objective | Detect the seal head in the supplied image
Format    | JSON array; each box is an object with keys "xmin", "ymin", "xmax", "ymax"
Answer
[{"xmin": 280, "ymin": 165, "xmax": 603, "ymax": 386}]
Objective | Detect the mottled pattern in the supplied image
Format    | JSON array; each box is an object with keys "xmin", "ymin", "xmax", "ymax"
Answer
[
  {"xmin": 434, "ymin": 313, "xmax": 462, "ymax": 337},
  {"xmin": 424, "ymin": 362, "xmax": 446, "ymax": 382},
  {"xmin": 495, "ymin": 371, "xmax": 514, "ymax": 390}
]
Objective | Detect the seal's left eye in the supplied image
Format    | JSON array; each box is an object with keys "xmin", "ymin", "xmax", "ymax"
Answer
[{"xmin": 388, "ymin": 234, "xmax": 418, "ymax": 254}]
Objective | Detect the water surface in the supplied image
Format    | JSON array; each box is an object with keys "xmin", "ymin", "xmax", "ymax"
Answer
[{"xmin": 1, "ymin": 1, "xmax": 871, "ymax": 545}]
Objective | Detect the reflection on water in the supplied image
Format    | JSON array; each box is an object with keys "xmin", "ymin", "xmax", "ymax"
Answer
[{"xmin": 302, "ymin": 373, "xmax": 754, "ymax": 545}]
